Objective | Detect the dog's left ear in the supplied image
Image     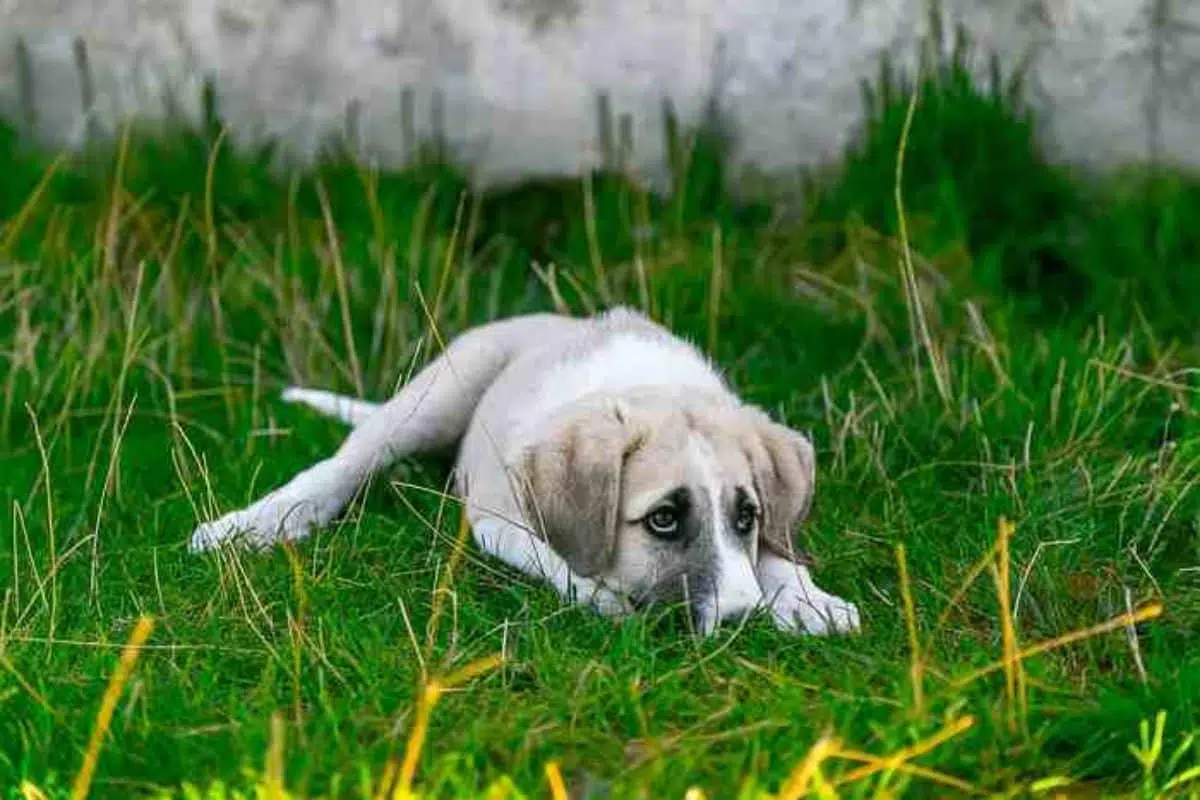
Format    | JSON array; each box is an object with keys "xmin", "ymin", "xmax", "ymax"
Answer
[
  {"xmin": 739, "ymin": 408, "xmax": 817, "ymax": 562},
  {"xmin": 515, "ymin": 403, "xmax": 641, "ymax": 578}
]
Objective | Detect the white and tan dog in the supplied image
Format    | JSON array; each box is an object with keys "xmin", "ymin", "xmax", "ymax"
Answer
[{"xmin": 190, "ymin": 307, "xmax": 860, "ymax": 636}]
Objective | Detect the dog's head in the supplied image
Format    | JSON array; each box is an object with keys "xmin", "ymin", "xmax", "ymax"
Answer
[{"xmin": 515, "ymin": 396, "xmax": 816, "ymax": 634}]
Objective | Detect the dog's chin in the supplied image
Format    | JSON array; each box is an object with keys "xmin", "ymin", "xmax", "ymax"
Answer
[{"xmin": 691, "ymin": 601, "xmax": 722, "ymax": 637}]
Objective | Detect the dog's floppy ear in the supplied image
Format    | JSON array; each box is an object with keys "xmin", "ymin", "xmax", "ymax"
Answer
[
  {"xmin": 739, "ymin": 408, "xmax": 817, "ymax": 563},
  {"xmin": 516, "ymin": 403, "xmax": 641, "ymax": 577}
]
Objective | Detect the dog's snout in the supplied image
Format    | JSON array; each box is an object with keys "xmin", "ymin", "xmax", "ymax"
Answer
[
  {"xmin": 719, "ymin": 558, "xmax": 765, "ymax": 616},
  {"xmin": 689, "ymin": 555, "xmax": 764, "ymax": 635}
]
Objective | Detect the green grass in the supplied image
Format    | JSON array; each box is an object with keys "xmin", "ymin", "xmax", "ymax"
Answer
[{"xmin": 1, "ymin": 63, "xmax": 1199, "ymax": 799}]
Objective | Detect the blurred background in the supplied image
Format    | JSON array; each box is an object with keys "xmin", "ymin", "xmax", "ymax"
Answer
[{"xmin": 3, "ymin": 0, "xmax": 1200, "ymax": 187}]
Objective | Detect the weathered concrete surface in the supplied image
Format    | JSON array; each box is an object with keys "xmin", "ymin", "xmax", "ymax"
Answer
[{"xmin": 0, "ymin": 0, "xmax": 1197, "ymax": 190}]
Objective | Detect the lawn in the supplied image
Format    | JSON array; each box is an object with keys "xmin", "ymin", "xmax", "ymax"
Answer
[{"xmin": 1, "ymin": 63, "xmax": 1198, "ymax": 799}]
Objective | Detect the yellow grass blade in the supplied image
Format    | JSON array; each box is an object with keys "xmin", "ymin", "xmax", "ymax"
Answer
[
  {"xmin": 19, "ymin": 782, "xmax": 51, "ymax": 800},
  {"xmin": 0, "ymin": 151, "xmax": 68, "ymax": 255},
  {"xmin": 777, "ymin": 732, "xmax": 841, "ymax": 800},
  {"xmin": 895, "ymin": 544, "xmax": 924, "ymax": 714},
  {"xmin": 834, "ymin": 716, "xmax": 975, "ymax": 787},
  {"xmin": 834, "ymin": 749, "xmax": 980, "ymax": 794},
  {"xmin": 440, "ymin": 652, "xmax": 505, "ymax": 689},
  {"xmin": 544, "ymin": 761, "xmax": 569, "ymax": 800},
  {"xmin": 424, "ymin": 514, "xmax": 476, "ymax": 662},
  {"xmin": 395, "ymin": 680, "xmax": 444, "ymax": 799},
  {"xmin": 931, "ymin": 538, "xmax": 1001, "ymax": 633},
  {"xmin": 264, "ymin": 712, "xmax": 286, "ymax": 800},
  {"xmin": 992, "ymin": 517, "xmax": 1024, "ymax": 733},
  {"xmin": 70, "ymin": 615, "xmax": 155, "ymax": 800},
  {"xmin": 392, "ymin": 652, "xmax": 505, "ymax": 799},
  {"xmin": 1163, "ymin": 765, "xmax": 1200, "ymax": 792},
  {"xmin": 951, "ymin": 604, "xmax": 1164, "ymax": 688}
]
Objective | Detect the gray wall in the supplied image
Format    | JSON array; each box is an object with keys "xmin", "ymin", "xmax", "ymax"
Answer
[{"xmin": 2, "ymin": 0, "xmax": 1198, "ymax": 189}]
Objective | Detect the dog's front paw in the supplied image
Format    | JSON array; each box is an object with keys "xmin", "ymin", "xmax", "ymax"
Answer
[
  {"xmin": 188, "ymin": 496, "xmax": 324, "ymax": 553},
  {"xmin": 767, "ymin": 589, "xmax": 861, "ymax": 636}
]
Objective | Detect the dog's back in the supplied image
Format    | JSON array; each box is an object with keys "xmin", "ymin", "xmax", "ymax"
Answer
[
  {"xmin": 282, "ymin": 306, "xmax": 726, "ymax": 456},
  {"xmin": 467, "ymin": 307, "xmax": 731, "ymax": 453}
]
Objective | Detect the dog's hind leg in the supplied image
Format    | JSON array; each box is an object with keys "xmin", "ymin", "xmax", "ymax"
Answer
[{"xmin": 189, "ymin": 314, "xmax": 579, "ymax": 552}]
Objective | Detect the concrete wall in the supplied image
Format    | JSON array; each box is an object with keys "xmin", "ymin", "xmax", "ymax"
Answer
[{"xmin": 1, "ymin": 0, "xmax": 1198, "ymax": 190}]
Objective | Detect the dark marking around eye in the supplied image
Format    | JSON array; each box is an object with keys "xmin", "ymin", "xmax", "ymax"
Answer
[
  {"xmin": 640, "ymin": 487, "xmax": 693, "ymax": 540},
  {"xmin": 629, "ymin": 485, "xmax": 724, "ymax": 611},
  {"xmin": 733, "ymin": 486, "xmax": 756, "ymax": 509},
  {"xmin": 730, "ymin": 486, "xmax": 759, "ymax": 537},
  {"xmin": 663, "ymin": 487, "xmax": 691, "ymax": 513}
]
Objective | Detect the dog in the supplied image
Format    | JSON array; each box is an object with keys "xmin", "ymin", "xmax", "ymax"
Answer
[{"xmin": 189, "ymin": 307, "xmax": 860, "ymax": 636}]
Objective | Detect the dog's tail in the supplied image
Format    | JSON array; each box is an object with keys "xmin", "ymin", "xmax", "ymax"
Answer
[{"xmin": 281, "ymin": 387, "xmax": 380, "ymax": 427}]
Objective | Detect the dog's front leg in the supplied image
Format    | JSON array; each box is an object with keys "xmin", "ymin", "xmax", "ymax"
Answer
[
  {"xmin": 755, "ymin": 551, "xmax": 860, "ymax": 635},
  {"xmin": 471, "ymin": 516, "xmax": 632, "ymax": 618}
]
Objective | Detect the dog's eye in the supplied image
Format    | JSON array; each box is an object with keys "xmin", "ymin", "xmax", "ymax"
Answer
[
  {"xmin": 644, "ymin": 506, "xmax": 681, "ymax": 538},
  {"xmin": 734, "ymin": 503, "xmax": 758, "ymax": 537}
]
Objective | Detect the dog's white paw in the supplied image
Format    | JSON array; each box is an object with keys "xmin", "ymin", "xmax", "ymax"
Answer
[
  {"xmin": 188, "ymin": 495, "xmax": 326, "ymax": 553},
  {"xmin": 767, "ymin": 588, "xmax": 861, "ymax": 636}
]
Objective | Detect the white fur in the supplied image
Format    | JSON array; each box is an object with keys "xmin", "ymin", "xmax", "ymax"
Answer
[
  {"xmin": 519, "ymin": 333, "xmax": 727, "ymax": 427},
  {"xmin": 189, "ymin": 307, "xmax": 860, "ymax": 637},
  {"xmin": 688, "ymin": 433, "xmax": 764, "ymax": 635},
  {"xmin": 756, "ymin": 551, "xmax": 860, "ymax": 635}
]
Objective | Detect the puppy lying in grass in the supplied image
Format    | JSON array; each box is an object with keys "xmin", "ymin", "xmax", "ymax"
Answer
[{"xmin": 190, "ymin": 307, "xmax": 860, "ymax": 636}]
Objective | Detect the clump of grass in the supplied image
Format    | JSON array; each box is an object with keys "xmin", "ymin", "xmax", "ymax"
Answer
[
  {"xmin": 803, "ymin": 54, "xmax": 1086, "ymax": 318},
  {"xmin": 802, "ymin": 44, "xmax": 1200, "ymax": 342},
  {"xmin": 1, "ymin": 47, "xmax": 1198, "ymax": 799}
]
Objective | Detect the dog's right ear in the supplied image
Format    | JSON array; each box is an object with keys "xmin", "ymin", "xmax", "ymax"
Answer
[
  {"xmin": 515, "ymin": 403, "xmax": 641, "ymax": 578},
  {"xmin": 735, "ymin": 407, "xmax": 818, "ymax": 564}
]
